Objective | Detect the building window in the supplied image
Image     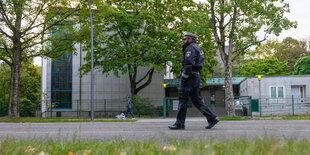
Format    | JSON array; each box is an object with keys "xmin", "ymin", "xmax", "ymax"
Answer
[
  {"xmin": 270, "ymin": 86, "xmax": 284, "ymax": 98},
  {"xmin": 278, "ymin": 87, "xmax": 284, "ymax": 98},
  {"xmin": 51, "ymin": 52, "xmax": 72, "ymax": 108},
  {"xmin": 271, "ymin": 87, "xmax": 276, "ymax": 98}
]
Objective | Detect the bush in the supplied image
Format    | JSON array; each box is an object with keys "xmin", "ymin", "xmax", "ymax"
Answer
[
  {"xmin": 156, "ymin": 106, "xmax": 163, "ymax": 117},
  {"xmin": 0, "ymin": 99, "xmax": 8, "ymax": 116},
  {"xmin": 131, "ymin": 95, "xmax": 156, "ymax": 116},
  {"xmin": 19, "ymin": 98, "xmax": 36, "ymax": 117}
]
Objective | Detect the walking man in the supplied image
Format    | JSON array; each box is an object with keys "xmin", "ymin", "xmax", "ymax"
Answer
[
  {"xmin": 125, "ymin": 96, "xmax": 135, "ymax": 120},
  {"xmin": 169, "ymin": 32, "xmax": 219, "ymax": 130}
]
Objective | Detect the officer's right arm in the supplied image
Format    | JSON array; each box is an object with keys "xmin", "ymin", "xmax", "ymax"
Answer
[{"xmin": 182, "ymin": 47, "xmax": 197, "ymax": 78}]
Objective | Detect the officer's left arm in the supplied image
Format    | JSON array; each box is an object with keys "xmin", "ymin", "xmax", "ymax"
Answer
[{"xmin": 182, "ymin": 47, "xmax": 197, "ymax": 78}]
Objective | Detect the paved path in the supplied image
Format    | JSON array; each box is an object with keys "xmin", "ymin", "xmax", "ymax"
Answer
[{"xmin": 1, "ymin": 118, "xmax": 310, "ymax": 142}]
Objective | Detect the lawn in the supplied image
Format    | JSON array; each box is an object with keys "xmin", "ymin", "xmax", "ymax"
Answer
[{"xmin": 0, "ymin": 137, "xmax": 309, "ymax": 155}]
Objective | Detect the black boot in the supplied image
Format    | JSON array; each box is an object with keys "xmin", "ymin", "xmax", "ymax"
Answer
[
  {"xmin": 205, "ymin": 118, "xmax": 219, "ymax": 129},
  {"xmin": 168, "ymin": 124, "xmax": 185, "ymax": 130}
]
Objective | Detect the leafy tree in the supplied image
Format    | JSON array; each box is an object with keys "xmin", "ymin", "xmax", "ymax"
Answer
[
  {"xmin": 294, "ymin": 56, "xmax": 310, "ymax": 75},
  {"xmin": 274, "ymin": 37, "xmax": 309, "ymax": 72},
  {"xmin": 78, "ymin": 0, "xmax": 216, "ymax": 95},
  {"xmin": 0, "ymin": 61, "xmax": 41, "ymax": 116},
  {"xmin": 208, "ymin": 0, "xmax": 296, "ymax": 116},
  {"xmin": 247, "ymin": 40, "xmax": 282, "ymax": 59},
  {"xmin": 0, "ymin": 0, "xmax": 80, "ymax": 117},
  {"xmin": 240, "ymin": 57, "xmax": 289, "ymax": 76}
]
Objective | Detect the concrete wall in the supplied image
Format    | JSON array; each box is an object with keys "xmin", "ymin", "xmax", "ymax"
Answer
[{"xmin": 240, "ymin": 75, "xmax": 310, "ymax": 99}]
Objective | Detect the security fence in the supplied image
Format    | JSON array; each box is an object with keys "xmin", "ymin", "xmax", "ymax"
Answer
[
  {"xmin": 1, "ymin": 97, "xmax": 310, "ymax": 118},
  {"xmin": 234, "ymin": 96, "xmax": 310, "ymax": 116},
  {"xmin": 39, "ymin": 98, "xmax": 163, "ymax": 118},
  {"xmin": 257, "ymin": 96, "xmax": 310, "ymax": 116}
]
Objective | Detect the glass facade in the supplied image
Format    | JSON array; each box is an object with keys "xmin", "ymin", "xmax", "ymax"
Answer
[{"xmin": 51, "ymin": 52, "xmax": 72, "ymax": 108}]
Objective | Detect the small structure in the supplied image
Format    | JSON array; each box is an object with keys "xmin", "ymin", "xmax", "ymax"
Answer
[
  {"xmin": 164, "ymin": 77, "xmax": 246, "ymax": 117},
  {"xmin": 239, "ymin": 75, "xmax": 310, "ymax": 116}
]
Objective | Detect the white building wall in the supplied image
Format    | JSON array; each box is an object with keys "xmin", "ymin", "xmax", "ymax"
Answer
[
  {"xmin": 240, "ymin": 76, "xmax": 310, "ymax": 99},
  {"xmin": 41, "ymin": 43, "xmax": 165, "ymax": 117}
]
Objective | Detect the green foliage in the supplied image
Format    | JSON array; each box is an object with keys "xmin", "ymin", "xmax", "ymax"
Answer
[
  {"xmin": 131, "ymin": 95, "xmax": 156, "ymax": 116},
  {"xmin": 0, "ymin": 63, "xmax": 11, "ymax": 104},
  {"xmin": 247, "ymin": 40, "xmax": 282, "ymax": 59},
  {"xmin": 209, "ymin": 0, "xmax": 297, "ymax": 60},
  {"xmin": 18, "ymin": 98, "xmax": 36, "ymax": 117},
  {"xmin": 275, "ymin": 37, "xmax": 309, "ymax": 72},
  {"xmin": 0, "ymin": 62, "xmax": 41, "ymax": 115},
  {"xmin": 77, "ymin": 0, "xmax": 216, "ymax": 93},
  {"xmin": 244, "ymin": 37, "xmax": 309, "ymax": 74},
  {"xmin": 294, "ymin": 56, "xmax": 310, "ymax": 75},
  {"xmin": 0, "ymin": 100, "xmax": 8, "ymax": 117},
  {"xmin": 0, "ymin": 137, "xmax": 310, "ymax": 155},
  {"xmin": 240, "ymin": 57, "xmax": 289, "ymax": 76},
  {"xmin": 0, "ymin": 0, "xmax": 80, "ymax": 117},
  {"xmin": 156, "ymin": 106, "xmax": 164, "ymax": 117}
]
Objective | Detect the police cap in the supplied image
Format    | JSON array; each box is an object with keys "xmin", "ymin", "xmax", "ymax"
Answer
[{"xmin": 182, "ymin": 31, "xmax": 198, "ymax": 40}]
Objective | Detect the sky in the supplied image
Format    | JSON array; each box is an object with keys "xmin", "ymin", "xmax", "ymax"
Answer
[
  {"xmin": 267, "ymin": 0, "xmax": 310, "ymax": 41},
  {"xmin": 33, "ymin": 0, "xmax": 310, "ymax": 66}
]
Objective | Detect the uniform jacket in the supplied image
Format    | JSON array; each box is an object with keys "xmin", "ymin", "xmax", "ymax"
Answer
[{"xmin": 181, "ymin": 42, "xmax": 205, "ymax": 76}]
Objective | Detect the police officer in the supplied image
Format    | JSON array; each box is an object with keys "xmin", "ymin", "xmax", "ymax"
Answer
[{"xmin": 168, "ymin": 32, "xmax": 219, "ymax": 130}]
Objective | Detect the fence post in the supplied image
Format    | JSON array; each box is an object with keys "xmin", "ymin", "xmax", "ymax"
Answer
[
  {"xmin": 77, "ymin": 100, "xmax": 79, "ymax": 118},
  {"xmin": 51, "ymin": 102, "xmax": 53, "ymax": 119},
  {"xmin": 163, "ymin": 98, "xmax": 166, "ymax": 118},
  {"xmin": 104, "ymin": 99, "xmax": 106, "ymax": 113},
  {"xmin": 292, "ymin": 95, "xmax": 294, "ymax": 116},
  {"xmin": 80, "ymin": 100, "xmax": 82, "ymax": 117}
]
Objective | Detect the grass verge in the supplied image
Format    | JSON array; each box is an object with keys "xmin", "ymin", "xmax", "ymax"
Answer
[{"xmin": 0, "ymin": 137, "xmax": 309, "ymax": 155}]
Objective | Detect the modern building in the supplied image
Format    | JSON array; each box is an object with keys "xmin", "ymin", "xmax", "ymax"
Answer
[{"xmin": 41, "ymin": 44, "xmax": 165, "ymax": 117}]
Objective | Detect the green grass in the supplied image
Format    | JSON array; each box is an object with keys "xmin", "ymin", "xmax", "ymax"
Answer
[
  {"xmin": 0, "ymin": 117, "xmax": 136, "ymax": 123},
  {"xmin": 0, "ymin": 137, "xmax": 309, "ymax": 155}
]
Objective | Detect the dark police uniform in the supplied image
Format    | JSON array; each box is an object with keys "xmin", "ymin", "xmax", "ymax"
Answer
[{"xmin": 169, "ymin": 32, "xmax": 219, "ymax": 130}]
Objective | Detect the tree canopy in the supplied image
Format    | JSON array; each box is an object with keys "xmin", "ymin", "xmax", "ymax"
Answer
[
  {"xmin": 77, "ymin": 0, "xmax": 217, "ymax": 95},
  {"xmin": 294, "ymin": 56, "xmax": 310, "ymax": 75},
  {"xmin": 208, "ymin": 0, "xmax": 296, "ymax": 116},
  {"xmin": 0, "ymin": 0, "xmax": 80, "ymax": 117},
  {"xmin": 240, "ymin": 57, "xmax": 289, "ymax": 76}
]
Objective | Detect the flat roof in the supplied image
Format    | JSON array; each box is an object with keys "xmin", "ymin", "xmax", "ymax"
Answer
[
  {"xmin": 164, "ymin": 77, "xmax": 246, "ymax": 86},
  {"xmin": 164, "ymin": 75, "xmax": 310, "ymax": 86}
]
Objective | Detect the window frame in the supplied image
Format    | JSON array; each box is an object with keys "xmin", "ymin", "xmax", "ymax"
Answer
[{"xmin": 269, "ymin": 85, "xmax": 285, "ymax": 98}]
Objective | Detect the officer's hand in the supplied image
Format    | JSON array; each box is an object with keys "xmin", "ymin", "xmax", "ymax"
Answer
[{"xmin": 181, "ymin": 73, "xmax": 189, "ymax": 82}]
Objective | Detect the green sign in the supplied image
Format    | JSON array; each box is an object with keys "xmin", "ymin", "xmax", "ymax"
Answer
[{"xmin": 206, "ymin": 77, "xmax": 246, "ymax": 85}]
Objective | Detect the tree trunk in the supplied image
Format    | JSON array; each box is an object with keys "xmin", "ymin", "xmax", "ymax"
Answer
[
  {"xmin": 8, "ymin": 61, "xmax": 22, "ymax": 117},
  {"xmin": 224, "ymin": 58, "xmax": 235, "ymax": 116},
  {"xmin": 128, "ymin": 67, "xmax": 154, "ymax": 96}
]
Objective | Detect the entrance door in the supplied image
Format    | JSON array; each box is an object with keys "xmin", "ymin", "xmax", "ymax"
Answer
[{"xmin": 291, "ymin": 86, "xmax": 301, "ymax": 103}]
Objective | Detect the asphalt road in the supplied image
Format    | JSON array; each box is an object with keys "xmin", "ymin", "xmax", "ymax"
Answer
[{"xmin": 1, "ymin": 118, "xmax": 310, "ymax": 142}]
